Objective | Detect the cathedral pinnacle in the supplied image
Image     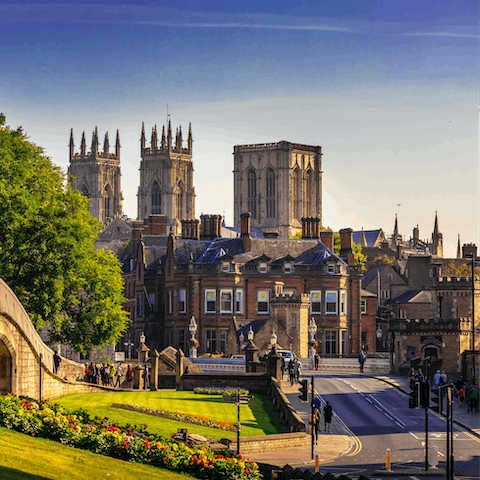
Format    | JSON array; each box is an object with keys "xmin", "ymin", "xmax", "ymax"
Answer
[
  {"xmin": 188, "ymin": 122, "xmax": 193, "ymax": 151},
  {"xmin": 80, "ymin": 131, "xmax": 86, "ymax": 155},
  {"xmin": 91, "ymin": 126, "xmax": 99, "ymax": 155},
  {"xmin": 140, "ymin": 122, "xmax": 146, "ymax": 151},
  {"xmin": 115, "ymin": 129, "xmax": 120, "ymax": 157},
  {"xmin": 69, "ymin": 128, "xmax": 74, "ymax": 159},
  {"xmin": 167, "ymin": 119, "xmax": 172, "ymax": 149},
  {"xmin": 103, "ymin": 131, "xmax": 110, "ymax": 155},
  {"xmin": 161, "ymin": 125, "xmax": 166, "ymax": 150},
  {"xmin": 433, "ymin": 211, "xmax": 439, "ymax": 235},
  {"xmin": 178, "ymin": 125, "xmax": 183, "ymax": 150}
]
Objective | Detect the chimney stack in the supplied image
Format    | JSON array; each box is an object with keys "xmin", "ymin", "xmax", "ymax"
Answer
[
  {"xmin": 320, "ymin": 231, "xmax": 334, "ymax": 251},
  {"xmin": 339, "ymin": 228, "xmax": 354, "ymax": 266},
  {"xmin": 241, "ymin": 212, "xmax": 251, "ymax": 251}
]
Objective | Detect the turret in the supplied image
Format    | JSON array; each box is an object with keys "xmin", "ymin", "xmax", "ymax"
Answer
[
  {"xmin": 91, "ymin": 126, "xmax": 99, "ymax": 155},
  {"xmin": 80, "ymin": 131, "xmax": 86, "ymax": 155},
  {"xmin": 115, "ymin": 129, "xmax": 120, "ymax": 157},
  {"xmin": 103, "ymin": 131, "xmax": 110, "ymax": 155},
  {"xmin": 140, "ymin": 122, "xmax": 146, "ymax": 151},
  {"xmin": 161, "ymin": 125, "xmax": 166, "ymax": 150},
  {"xmin": 457, "ymin": 234, "xmax": 461, "ymax": 259},
  {"xmin": 175, "ymin": 127, "xmax": 179, "ymax": 150},
  {"xmin": 188, "ymin": 122, "xmax": 193, "ymax": 151},
  {"xmin": 69, "ymin": 128, "xmax": 74, "ymax": 160},
  {"xmin": 151, "ymin": 126, "xmax": 157, "ymax": 151},
  {"xmin": 178, "ymin": 125, "xmax": 183, "ymax": 150}
]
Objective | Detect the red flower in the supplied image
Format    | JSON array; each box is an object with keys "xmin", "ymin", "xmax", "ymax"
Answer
[{"xmin": 124, "ymin": 443, "xmax": 129, "ymax": 449}]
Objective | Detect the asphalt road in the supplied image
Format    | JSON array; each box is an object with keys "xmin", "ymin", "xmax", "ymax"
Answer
[{"xmin": 314, "ymin": 373, "xmax": 480, "ymax": 479}]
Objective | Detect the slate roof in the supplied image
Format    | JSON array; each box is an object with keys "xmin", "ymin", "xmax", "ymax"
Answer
[
  {"xmin": 221, "ymin": 224, "xmax": 265, "ymax": 239},
  {"xmin": 362, "ymin": 266, "xmax": 386, "ymax": 287},
  {"xmin": 353, "ymin": 229, "xmax": 384, "ymax": 247},
  {"xmin": 386, "ymin": 289, "xmax": 432, "ymax": 304},
  {"xmin": 361, "ymin": 288, "xmax": 377, "ymax": 298}
]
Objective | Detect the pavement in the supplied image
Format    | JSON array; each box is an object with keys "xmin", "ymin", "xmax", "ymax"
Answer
[{"xmin": 246, "ymin": 369, "xmax": 480, "ymax": 473}]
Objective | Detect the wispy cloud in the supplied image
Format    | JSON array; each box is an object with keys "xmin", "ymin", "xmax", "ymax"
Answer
[{"xmin": 406, "ymin": 31, "xmax": 479, "ymax": 38}]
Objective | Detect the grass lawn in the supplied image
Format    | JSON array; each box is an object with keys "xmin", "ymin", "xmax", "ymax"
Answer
[
  {"xmin": 56, "ymin": 391, "xmax": 280, "ymax": 440},
  {"xmin": 0, "ymin": 426, "xmax": 194, "ymax": 480}
]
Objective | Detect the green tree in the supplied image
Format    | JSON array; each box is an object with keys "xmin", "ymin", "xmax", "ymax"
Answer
[
  {"xmin": 443, "ymin": 260, "xmax": 480, "ymax": 279},
  {"xmin": 333, "ymin": 232, "xmax": 366, "ymax": 271},
  {"xmin": 0, "ymin": 115, "xmax": 129, "ymax": 352}
]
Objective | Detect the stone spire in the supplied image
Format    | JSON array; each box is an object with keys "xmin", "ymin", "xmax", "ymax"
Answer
[
  {"xmin": 151, "ymin": 126, "xmax": 157, "ymax": 151},
  {"xmin": 69, "ymin": 128, "xmax": 74, "ymax": 160},
  {"xmin": 188, "ymin": 122, "xmax": 193, "ymax": 151},
  {"xmin": 359, "ymin": 227, "xmax": 367, "ymax": 247},
  {"xmin": 140, "ymin": 122, "xmax": 146, "ymax": 151},
  {"xmin": 103, "ymin": 131, "xmax": 109, "ymax": 155},
  {"xmin": 433, "ymin": 211, "xmax": 439, "ymax": 235},
  {"xmin": 178, "ymin": 125, "xmax": 183, "ymax": 150},
  {"xmin": 91, "ymin": 126, "xmax": 99, "ymax": 155},
  {"xmin": 457, "ymin": 234, "xmax": 461, "ymax": 259},
  {"xmin": 167, "ymin": 119, "xmax": 172, "ymax": 149},
  {"xmin": 161, "ymin": 125, "xmax": 166, "ymax": 150},
  {"xmin": 80, "ymin": 131, "xmax": 86, "ymax": 155},
  {"xmin": 175, "ymin": 127, "xmax": 179, "ymax": 150},
  {"xmin": 115, "ymin": 129, "xmax": 120, "ymax": 157}
]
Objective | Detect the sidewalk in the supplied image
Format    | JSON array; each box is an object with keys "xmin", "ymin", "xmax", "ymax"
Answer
[{"xmin": 246, "ymin": 378, "xmax": 354, "ymax": 468}]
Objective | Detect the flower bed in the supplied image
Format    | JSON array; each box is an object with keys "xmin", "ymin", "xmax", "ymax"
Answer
[
  {"xmin": 0, "ymin": 394, "xmax": 260, "ymax": 480},
  {"xmin": 113, "ymin": 403, "xmax": 236, "ymax": 432},
  {"xmin": 194, "ymin": 387, "xmax": 249, "ymax": 396}
]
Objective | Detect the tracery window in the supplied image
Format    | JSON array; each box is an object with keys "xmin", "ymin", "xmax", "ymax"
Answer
[
  {"xmin": 292, "ymin": 168, "xmax": 299, "ymax": 219},
  {"xmin": 151, "ymin": 181, "xmax": 161, "ymax": 214},
  {"xmin": 247, "ymin": 169, "xmax": 257, "ymax": 219},
  {"xmin": 266, "ymin": 168, "xmax": 276, "ymax": 218}
]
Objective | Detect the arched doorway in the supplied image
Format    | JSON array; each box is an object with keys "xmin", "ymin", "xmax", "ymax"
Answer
[{"xmin": 0, "ymin": 339, "xmax": 12, "ymax": 393}]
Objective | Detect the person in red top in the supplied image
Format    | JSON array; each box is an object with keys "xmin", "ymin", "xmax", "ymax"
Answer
[{"xmin": 458, "ymin": 387, "xmax": 465, "ymax": 407}]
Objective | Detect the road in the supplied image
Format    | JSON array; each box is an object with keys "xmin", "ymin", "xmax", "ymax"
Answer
[{"xmin": 313, "ymin": 373, "xmax": 480, "ymax": 479}]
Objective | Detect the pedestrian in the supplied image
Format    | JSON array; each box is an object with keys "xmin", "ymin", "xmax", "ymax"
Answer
[
  {"xmin": 52, "ymin": 351, "xmax": 61, "ymax": 375},
  {"xmin": 314, "ymin": 353, "xmax": 319, "ymax": 370},
  {"xmin": 458, "ymin": 386, "xmax": 465, "ymax": 407},
  {"xmin": 468, "ymin": 387, "xmax": 478, "ymax": 413},
  {"xmin": 109, "ymin": 364, "xmax": 116, "ymax": 387},
  {"xmin": 114, "ymin": 363, "xmax": 123, "ymax": 388},
  {"xmin": 433, "ymin": 369, "xmax": 442, "ymax": 390},
  {"xmin": 324, "ymin": 400, "xmax": 333, "ymax": 433},
  {"xmin": 280, "ymin": 357, "xmax": 285, "ymax": 380},
  {"xmin": 184, "ymin": 365, "xmax": 189, "ymax": 375},
  {"xmin": 84, "ymin": 363, "xmax": 90, "ymax": 382},
  {"xmin": 313, "ymin": 405, "xmax": 321, "ymax": 444},
  {"xmin": 126, "ymin": 365, "xmax": 133, "ymax": 387},
  {"xmin": 358, "ymin": 351, "xmax": 365, "ymax": 373},
  {"xmin": 295, "ymin": 360, "xmax": 302, "ymax": 383},
  {"xmin": 440, "ymin": 370, "xmax": 447, "ymax": 385},
  {"xmin": 143, "ymin": 365, "xmax": 150, "ymax": 389},
  {"xmin": 289, "ymin": 365, "xmax": 295, "ymax": 386}
]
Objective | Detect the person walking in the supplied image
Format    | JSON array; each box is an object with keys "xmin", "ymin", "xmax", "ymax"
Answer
[
  {"xmin": 126, "ymin": 365, "xmax": 133, "ymax": 388},
  {"xmin": 53, "ymin": 351, "xmax": 61, "ymax": 375},
  {"xmin": 143, "ymin": 365, "xmax": 150, "ymax": 389},
  {"xmin": 458, "ymin": 386, "xmax": 465, "ymax": 407},
  {"xmin": 314, "ymin": 353, "xmax": 319, "ymax": 370},
  {"xmin": 314, "ymin": 405, "xmax": 321, "ymax": 444},
  {"xmin": 358, "ymin": 351, "xmax": 365, "ymax": 373},
  {"xmin": 280, "ymin": 357, "xmax": 285, "ymax": 380},
  {"xmin": 109, "ymin": 364, "xmax": 116, "ymax": 387},
  {"xmin": 295, "ymin": 360, "xmax": 302, "ymax": 383},
  {"xmin": 289, "ymin": 363, "xmax": 295, "ymax": 386},
  {"xmin": 114, "ymin": 363, "xmax": 123, "ymax": 388},
  {"xmin": 468, "ymin": 387, "xmax": 478, "ymax": 413},
  {"xmin": 324, "ymin": 400, "xmax": 333, "ymax": 433}
]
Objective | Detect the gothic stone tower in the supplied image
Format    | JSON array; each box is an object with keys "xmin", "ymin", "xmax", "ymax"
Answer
[
  {"xmin": 68, "ymin": 127, "xmax": 123, "ymax": 226},
  {"xmin": 233, "ymin": 141, "xmax": 322, "ymax": 238},
  {"xmin": 137, "ymin": 120, "xmax": 195, "ymax": 235}
]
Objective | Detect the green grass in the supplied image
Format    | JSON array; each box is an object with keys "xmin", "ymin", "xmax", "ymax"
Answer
[
  {"xmin": 0, "ymin": 426, "xmax": 193, "ymax": 480},
  {"xmin": 55, "ymin": 391, "xmax": 279, "ymax": 440}
]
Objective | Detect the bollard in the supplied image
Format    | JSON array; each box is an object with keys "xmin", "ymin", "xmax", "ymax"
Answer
[
  {"xmin": 315, "ymin": 454, "xmax": 319, "ymax": 473},
  {"xmin": 429, "ymin": 445, "xmax": 439, "ymax": 469},
  {"xmin": 386, "ymin": 448, "xmax": 391, "ymax": 471}
]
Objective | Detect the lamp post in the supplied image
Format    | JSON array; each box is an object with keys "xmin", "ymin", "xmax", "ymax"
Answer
[
  {"xmin": 247, "ymin": 326, "xmax": 254, "ymax": 342},
  {"xmin": 188, "ymin": 316, "xmax": 198, "ymax": 358},
  {"xmin": 270, "ymin": 329, "xmax": 278, "ymax": 353},
  {"xmin": 308, "ymin": 317, "xmax": 316, "ymax": 360},
  {"xmin": 376, "ymin": 328, "xmax": 383, "ymax": 353},
  {"xmin": 239, "ymin": 331, "xmax": 245, "ymax": 352}
]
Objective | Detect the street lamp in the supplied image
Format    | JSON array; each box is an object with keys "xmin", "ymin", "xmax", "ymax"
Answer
[
  {"xmin": 247, "ymin": 326, "xmax": 254, "ymax": 342},
  {"xmin": 308, "ymin": 317, "xmax": 317, "ymax": 360},
  {"xmin": 188, "ymin": 316, "xmax": 198, "ymax": 358},
  {"xmin": 270, "ymin": 329, "xmax": 277, "ymax": 353}
]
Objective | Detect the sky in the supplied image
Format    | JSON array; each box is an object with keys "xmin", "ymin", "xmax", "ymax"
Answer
[{"xmin": 1, "ymin": 0, "xmax": 478, "ymax": 258}]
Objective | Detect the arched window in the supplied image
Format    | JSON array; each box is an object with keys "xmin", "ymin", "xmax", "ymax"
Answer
[
  {"xmin": 305, "ymin": 170, "xmax": 312, "ymax": 217},
  {"xmin": 177, "ymin": 182, "xmax": 184, "ymax": 220},
  {"xmin": 266, "ymin": 168, "xmax": 276, "ymax": 218},
  {"xmin": 292, "ymin": 168, "xmax": 299, "ymax": 219},
  {"xmin": 151, "ymin": 181, "xmax": 161, "ymax": 214},
  {"xmin": 247, "ymin": 169, "xmax": 257, "ymax": 219},
  {"xmin": 103, "ymin": 184, "xmax": 112, "ymax": 222}
]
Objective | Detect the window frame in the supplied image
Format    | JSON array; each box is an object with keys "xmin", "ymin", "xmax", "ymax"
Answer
[
  {"xmin": 235, "ymin": 289, "xmax": 244, "ymax": 315},
  {"xmin": 257, "ymin": 290, "xmax": 269, "ymax": 314},
  {"xmin": 310, "ymin": 290, "xmax": 321, "ymax": 314},
  {"xmin": 360, "ymin": 300, "xmax": 367, "ymax": 314},
  {"xmin": 284, "ymin": 263, "xmax": 292, "ymax": 274},
  {"xmin": 340, "ymin": 291, "xmax": 347, "ymax": 315},
  {"xmin": 259, "ymin": 262, "xmax": 268, "ymax": 273},
  {"xmin": 220, "ymin": 289, "xmax": 233, "ymax": 314},
  {"xmin": 325, "ymin": 291, "xmax": 338, "ymax": 315},
  {"xmin": 205, "ymin": 289, "xmax": 216, "ymax": 314},
  {"xmin": 178, "ymin": 288, "xmax": 186, "ymax": 314}
]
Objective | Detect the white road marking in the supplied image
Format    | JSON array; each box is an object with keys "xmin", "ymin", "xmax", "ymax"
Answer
[{"xmin": 409, "ymin": 432, "xmax": 420, "ymax": 440}]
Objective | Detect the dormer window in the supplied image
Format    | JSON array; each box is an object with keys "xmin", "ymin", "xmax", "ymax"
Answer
[
  {"xmin": 284, "ymin": 263, "xmax": 292, "ymax": 274},
  {"xmin": 222, "ymin": 262, "xmax": 230, "ymax": 273},
  {"xmin": 327, "ymin": 264, "xmax": 335, "ymax": 274},
  {"xmin": 259, "ymin": 262, "xmax": 268, "ymax": 273}
]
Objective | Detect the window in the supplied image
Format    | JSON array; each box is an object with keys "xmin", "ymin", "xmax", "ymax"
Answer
[
  {"xmin": 178, "ymin": 329, "xmax": 186, "ymax": 354},
  {"xmin": 222, "ymin": 262, "xmax": 230, "ymax": 272},
  {"xmin": 247, "ymin": 170, "xmax": 257, "ymax": 219},
  {"xmin": 165, "ymin": 330, "xmax": 172, "ymax": 347},
  {"xmin": 206, "ymin": 330, "xmax": 216, "ymax": 353},
  {"xmin": 259, "ymin": 262, "xmax": 268, "ymax": 273},
  {"xmin": 310, "ymin": 291, "xmax": 321, "ymax": 314},
  {"xmin": 283, "ymin": 289, "xmax": 295, "ymax": 297},
  {"xmin": 325, "ymin": 330, "xmax": 338, "ymax": 355},
  {"xmin": 137, "ymin": 295, "xmax": 143, "ymax": 316},
  {"xmin": 360, "ymin": 300, "xmax": 367, "ymax": 314},
  {"xmin": 341, "ymin": 330, "xmax": 346, "ymax": 356},
  {"xmin": 305, "ymin": 170, "xmax": 312, "ymax": 216},
  {"xmin": 205, "ymin": 290, "xmax": 216, "ymax": 313},
  {"xmin": 292, "ymin": 168, "xmax": 299, "ymax": 218},
  {"xmin": 179, "ymin": 289, "xmax": 186, "ymax": 314},
  {"xmin": 266, "ymin": 168, "xmax": 276, "ymax": 218},
  {"xmin": 148, "ymin": 294, "xmax": 155, "ymax": 311},
  {"xmin": 129, "ymin": 259, "xmax": 134, "ymax": 271},
  {"xmin": 340, "ymin": 291, "xmax": 347, "ymax": 315},
  {"xmin": 220, "ymin": 289, "xmax": 233, "ymax": 313},
  {"xmin": 257, "ymin": 290, "xmax": 269, "ymax": 314},
  {"xmin": 326, "ymin": 291, "xmax": 338, "ymax": 314},
  {"xmin": 151, "ymin": 181, "xmax": 161, "ymax": 214},
  {"xmin": 381, "ymin": 290, "xmax": 390, "ymax": 300},
  {"xmin": 220, "ymin": 330, "xmax": 227, "ymax": 354},
  {"xmin": 327, "ymin": 264, "xmax": 335, "ymax": 274},
  {"xmin": 291, "ymin": 313, "xmax": 297, "ymax": 329},
  {"xmin": 235, "ymin": 290, "xmax": 244, "ymax": 314},
  {"xmin": 284, "ymin": 263, "xmax": 292, "ymax": 274},
  {"xmin": 167, "ymin": 290, "xmax": 173, "ymax": 314},
  {"xmin": 386, "ymin": 273, "xmax": 393, "ymax": 282}
]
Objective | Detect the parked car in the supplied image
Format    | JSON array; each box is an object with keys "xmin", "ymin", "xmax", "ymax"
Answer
[
  {"xmin": 277, "ymin": 350, "xmax": 294, "ymax": 360},
  {"xmin": 230, "ymin": 354, "xmax": 246, "ymax": 360}
]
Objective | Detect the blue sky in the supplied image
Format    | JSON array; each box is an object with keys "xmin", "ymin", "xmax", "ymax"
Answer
[{"xmin": 1, "ymin": 1, "xmax": 478, "ymax": 257}]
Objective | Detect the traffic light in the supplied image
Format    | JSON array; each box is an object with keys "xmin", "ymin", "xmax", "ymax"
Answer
[
  {"xmin": 431, "ymin": 387, "xmax": 441, "ymax": 413},
  {"xmin": 299, "ymin": 379, "xmax": 308, "ymax": 401},
  {"xmin": 420, "ymin": 380, "xmax": 430, "ymax": 408},
  {"xmin": 409, "ymin": 382, "xmax": 418, "ymax": 408}
]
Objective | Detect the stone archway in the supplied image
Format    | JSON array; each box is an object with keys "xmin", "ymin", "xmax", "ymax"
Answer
[{"xmin": 0, "ymin": 339, "xmax": 12, "ymax": 393}]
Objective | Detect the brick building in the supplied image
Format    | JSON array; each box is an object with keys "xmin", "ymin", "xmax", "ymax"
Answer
[{"xmin": 119, "ymin": 214, "xmax": 365, "ymax": 359}]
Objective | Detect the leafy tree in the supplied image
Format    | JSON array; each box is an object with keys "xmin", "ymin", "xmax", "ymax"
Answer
[
  {"xmin": 366, "ymin": 253, "xmax": 396, "ymax": 269},
  {"xmin": 0, "ymin": 115, "xmax": 129, "ymax": 352},
  {"xmin": 443, "ymin": 260, "xmax": 480, "ymax": 279}
]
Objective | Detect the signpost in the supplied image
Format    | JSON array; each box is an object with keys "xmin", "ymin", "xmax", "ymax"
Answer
[{"xmin": 222, "ymin": 392, "xmax": 252, "ymax": 455}]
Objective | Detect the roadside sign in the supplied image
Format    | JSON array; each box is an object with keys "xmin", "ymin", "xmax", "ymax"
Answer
[
  {"xmin": 222, "ymin": 394, "xmax": 238, "ymax": 403},
  {"xmin": 115, "ymin": 352, "xmax": 125, "ymax": 362},
  {"xmin": 222, "ymin": 393, "xmax": 251, "ymax": 404}
]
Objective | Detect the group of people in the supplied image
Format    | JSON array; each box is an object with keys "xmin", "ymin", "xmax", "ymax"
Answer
[
  {"xmin": 408, "ymin": 367, "xmax": 479, "ymax": 413},
  {"xmin": 313, "ymin": 398, "xmax": 333, "ymax": 442},
  {"xmin": 84, "ymin": 362, "xmax": 134, "ymax": 388},
  {"xmin": 280, "ymin": 357, "xmax": 303, "ymax": 385}
]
